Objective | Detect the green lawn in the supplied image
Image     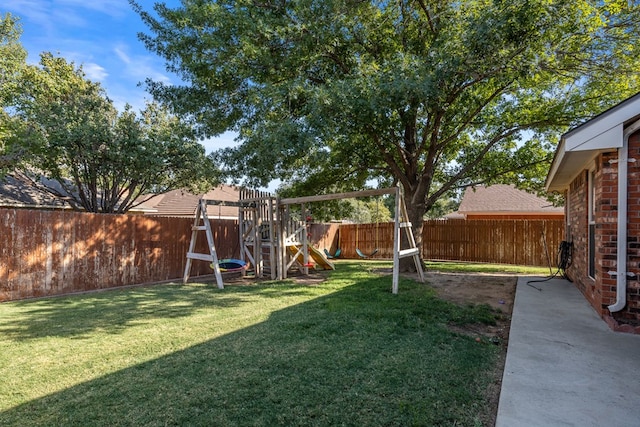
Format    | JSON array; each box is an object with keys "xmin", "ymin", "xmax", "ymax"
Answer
[{"xmin": 1, "ymin": 261, "xmax": 507, "ymax": 426}]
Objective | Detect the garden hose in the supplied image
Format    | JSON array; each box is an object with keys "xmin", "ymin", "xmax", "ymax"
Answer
[{"xmin": 526, "ymin": 241, "xmax": 573, "ymax": 288}]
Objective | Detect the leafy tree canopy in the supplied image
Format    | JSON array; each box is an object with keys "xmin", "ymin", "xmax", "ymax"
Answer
[
  {"xmin": 2, "ymin": 47, "xmax": 219, "ymax": 213},
  {"xmin": 0, "ymin": 13, "xmax": 25, "ymax": 103},
  {"xmin": 134, "ymin": 0, "xmax": 640, "ymax": 230},
  {"xmin": 0, "ymin": 13, "xmax": 27, "ymax": 168}
]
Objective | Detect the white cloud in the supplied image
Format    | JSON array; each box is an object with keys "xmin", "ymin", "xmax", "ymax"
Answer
[
  {"xmin": 114, "ymin": 46, "xmax": 132, "ymax": 65},
  {"xmin": 57, "ymin": 0, "xmax": 130, "ymax": 19},
  {"xmin": 113, "ymin": 43, "xmax": 172, "ymax": 85},
  {"xmin": 4, "ymin": 0, "xmax": 54, "ymax": 32},
  {"xmin": 51, "ymin": 9, "xmax": 87, "ymax": 28},
  {"xmin": 82, "ymin": 62, "xmax": 108, "ymax": 81},
  {"xmin": 7, "ymin": 0, "xmax": 180, "ymax": 114},
  {"xmin": 6, "ymin": 0, "xmax": 132, "ymax": 40}
]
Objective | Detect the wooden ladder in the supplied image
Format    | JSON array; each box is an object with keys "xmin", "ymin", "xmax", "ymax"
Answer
[
  {"xmin": 392, "ymin": 192, "xmax": 425, "ymax": 294},
  {"xmin": 183, "ymin": 199, "xmax": 224, "ymax": 289}
]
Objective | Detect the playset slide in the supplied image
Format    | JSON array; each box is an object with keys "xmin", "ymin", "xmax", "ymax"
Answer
[{"xmin": 287, "ymin": 245, "xmax": 335, "ymax": 270}]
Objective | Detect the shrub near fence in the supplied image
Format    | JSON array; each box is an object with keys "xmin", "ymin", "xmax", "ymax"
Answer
[{"xmin": 0, "ymin": 209, "xmax": 239, "ymax": 302}]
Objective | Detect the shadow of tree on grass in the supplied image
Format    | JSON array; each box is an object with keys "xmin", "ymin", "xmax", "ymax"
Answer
[
  {"xmin": 0, "ymin": 268, "xmax": 499, "ymax": 426},
  {"xmin": 0, "ymin": 281, "xmax": 319, "ymax": 340}
]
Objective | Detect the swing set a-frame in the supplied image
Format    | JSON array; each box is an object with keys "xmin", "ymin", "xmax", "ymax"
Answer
[{"xmin": 183, "ymin": 186, "xmax": 424, "ymax": 294}]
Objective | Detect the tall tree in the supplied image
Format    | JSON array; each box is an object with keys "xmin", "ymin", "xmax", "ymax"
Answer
[
  {"xmin": 6, "ymin": 53, "xmax": 219, "ymax": 213},
  {"xmin": 133, "ymin": 0, "xmax": 640, "ymax": 259},
  {"xmin": 0, "ymin": 13, "xmax": 27, "ymax": 170}
]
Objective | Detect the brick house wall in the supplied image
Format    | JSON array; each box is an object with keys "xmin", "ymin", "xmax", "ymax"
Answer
[
  {"xmin": 627, "ymin": 132, "xmax": 640, "ymax": 323},
  {"xmin": 566, "ymin": 171, "xmax": 592, "ymax": 304},
  {"xmin": 565, "ymin": 131, "xmax": 640, "ymax": 332}
]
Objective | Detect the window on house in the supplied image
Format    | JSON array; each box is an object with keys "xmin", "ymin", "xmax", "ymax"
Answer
[{"xmin": 588, "ymin": 169, "xmax": 596, "ymax": 279}]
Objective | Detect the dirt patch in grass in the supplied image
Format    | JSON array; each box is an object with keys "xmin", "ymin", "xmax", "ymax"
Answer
[
  {"xmin": 290, "ymin": 270, "xmax": 330, "ymax": 285},
  {"xmin": 370, "ymin": 267, "xmax": 516, "ymax": 314},
  {"xmin": 221, "ymin": 269, "xmax": 331, "ymax": 286},
  {"xmin": 426, "ymin": 271, "xmax": 516, "ymax": 314}
]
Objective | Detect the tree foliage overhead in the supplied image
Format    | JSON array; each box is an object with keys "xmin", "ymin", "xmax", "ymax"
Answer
[
  {"xmin": 0, "ymin": 13, "xmax": 27, "ymax": 168},
  {"xmin": 134, "ymin": 0, "xmax": 640, "ymax": 226},
  {"xmin": 0, "ymin": 13, "xmax": 25, "ymax": 106},
  {"xmin": 2, "ymin": 43, "xmax": 219, "ymax": 212}
]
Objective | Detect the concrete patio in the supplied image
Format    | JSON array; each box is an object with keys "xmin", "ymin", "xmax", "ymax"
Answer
[{"xmin": 496, "ymin": 276, "xmax": 640, "ymax": 426}]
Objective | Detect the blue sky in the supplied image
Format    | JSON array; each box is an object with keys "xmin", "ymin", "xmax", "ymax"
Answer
[{"xmin": 4, "ymin": 0, "xmax": 236, "ymax": 154}]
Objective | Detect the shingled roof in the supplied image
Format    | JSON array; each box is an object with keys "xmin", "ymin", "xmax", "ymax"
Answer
[
  {"xmin": 0, "ymin": 174, "xmax": 70, "ymax": 210},
  {"xmin": 0, "ymin": 173, "xmax": 239, "ymax": 216},
  {"xmin": 455, "ymin": 184, "xmax": 563, "ymax": 218},
  {"xmin": 142, "ymin": 185, "xmax": 241, "ymax": 219}
]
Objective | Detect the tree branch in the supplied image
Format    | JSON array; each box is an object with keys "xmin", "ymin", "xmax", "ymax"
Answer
[
  {"xmin": 453, "ymin": 156, "xmax": 554, "ymax": 190},
  {"xmin": 415, "ymin": 0, "xmax": 436, "ymax": 35}
]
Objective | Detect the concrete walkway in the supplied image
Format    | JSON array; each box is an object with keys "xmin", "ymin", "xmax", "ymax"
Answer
[{"xmin": 496, "ymin": 276, "xmax": 640, "ymax": 427}]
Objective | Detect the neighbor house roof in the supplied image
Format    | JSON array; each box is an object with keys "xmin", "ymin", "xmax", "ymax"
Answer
[
  {"xmin": 546, "ymin": 92, "xmax": 640, "ymax": 192},
  {"xmin": 142, "ymin": 184, "xmax": 241, "ymax": 219},
  {"xmin": 0, "ymin": 173, "xmax": 159, "ymax": 213},
  {"xmin": 0, "ymin": 173, "xmax": 71, "ymax": 210},
  {"xmin": 454, "ymin": 184, "xmax": 563, "ymax": 218},
  {"xmin": 1, "ymin": 172, "xmax": 244, "ymax": 217}
]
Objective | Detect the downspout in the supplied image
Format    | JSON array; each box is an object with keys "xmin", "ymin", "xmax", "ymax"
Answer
[{"xmin": 608, "ymin": 119, "xmax": 640, "ymax": 312}]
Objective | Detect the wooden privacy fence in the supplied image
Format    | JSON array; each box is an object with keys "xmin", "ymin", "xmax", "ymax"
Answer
[
  {"xmin": 338, "ymin": 223, "xmax": 394, "ymax": 259},
  {"xmin": 0, "ymin": 209, "xmax": 239, "ymax": 302},
  {"xmin": 1, "ymin": 208, "xmax": 564, "ymax": 302},
  {"xmin": 338, "ymin": 219, "xmax": 565, "ymax": 267},
  {"xmin": 421, "ymin": 219, "xmax": 565, "ymax": 266}
]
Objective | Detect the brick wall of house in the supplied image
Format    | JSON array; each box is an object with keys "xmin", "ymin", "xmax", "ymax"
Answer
[
  {"xmin": 566, "ymin": 171, "xmax": 590, "ymax": 299},
  {"xmin": 566, "ymin": 131, "xmax": 640, "ymax": 332},
  {"xmin": 598, "ymin": 151, "xmax": 619, "ymax": 316},
  {"xmin": 626, "ymin": 132, "xmax": 640, "ymax": 325}
]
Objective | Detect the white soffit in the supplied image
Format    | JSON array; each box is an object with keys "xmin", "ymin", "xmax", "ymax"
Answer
[
  {"xmin": 564, "ymin": 93, "xmax": 640, "ymax": 152},
  {"xmin": 565, "ymin": 123, "xmax": 622, "ymax": 151},
  {"xmin": 546, "ymin": 93, "xmax": 640, "ymax": 192}
]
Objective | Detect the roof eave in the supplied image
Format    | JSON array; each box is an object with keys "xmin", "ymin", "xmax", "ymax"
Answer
[
  {"xmin": 545, "ymin": 92, "xmax": 640, "ymax": 192},
  {"xmin": 545, "ymin": 147, "xmax": 613, "ymax": 193}
]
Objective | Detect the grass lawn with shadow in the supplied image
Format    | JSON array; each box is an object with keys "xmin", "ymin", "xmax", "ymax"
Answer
[{"xmin": 0, "ymin": 261, "xmax": 502, "ymax": 426}]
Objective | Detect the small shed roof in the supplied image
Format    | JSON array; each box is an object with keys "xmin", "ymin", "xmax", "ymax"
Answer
[
  {"xmin": 546, "ymin": 92, "xmax": 640, "ymax": 192},
  {"xmin": 458, "ymin": 184, "xmax": 563, "ymax": 216}
]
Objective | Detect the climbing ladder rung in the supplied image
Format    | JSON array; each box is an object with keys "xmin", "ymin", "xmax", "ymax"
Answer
[
  {"xmin": 186, "ymin": 252, "xmax": 214, "ymax": 262},
  {"xmin": 392, "ymin": 188, "xmax": 425, "ymax": 294},
  {"xmin": 398, "ymin": 248, "xmax": 419, "ymax": 258},
  {"xmin": 183, "ymin": 198, "xmax": 224, "ymax": 289}
]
